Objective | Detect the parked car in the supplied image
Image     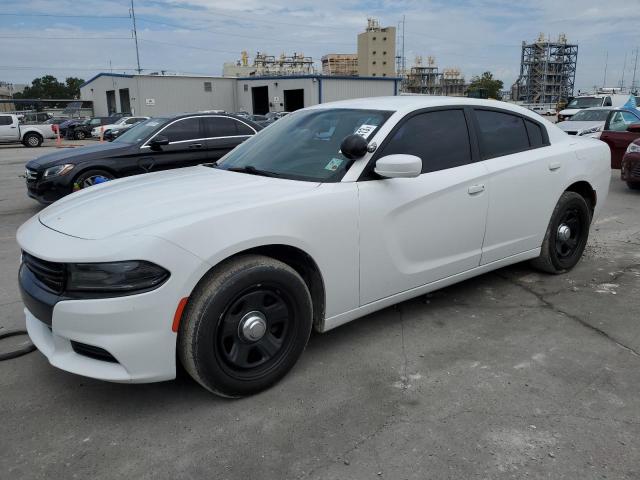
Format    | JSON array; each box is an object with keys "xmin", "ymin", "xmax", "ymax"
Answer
[
  {"xmin": 24, "ymin": 113, "xmax": 261, "ymax": 204},
  {"xmin": 256, "ymin": 111, "xmax": 290, "ymax": 127},
  {"xmin": 66, "ymin": 117, "xmax": 120, "ymax": 140},
  {"xmin": 91, "ymin": 116, "xmax": 149, "ymax": 138},
  {"xmin": 17, "ymin": 97, "xmax": 610, "ymax": 397},
  {"xmin": 18, "ymin": 112, "xmax": 53, "ymax": 124},
  {"xmin": 0, "ymin": 113, "xmax": 57, "ymax": 147},
  {"xmin": 598, "ymin": 108, "xmax": 640, "ymax": 168},
  {"xmin": 621, "ymin": 138, "xmax": 640, "ymax": 190},
  {"xmin": 103, "ymin": 123, "xmax": 139, "ymax": 141},
  {"xmin": 557, "ymin": 94, "xmax": 630, "ymax": 121},
  {"xmin": 556, "ymin": 107, "xmax": 613, "ymax": 137},
  {"xmin": 58, "ymin": 118, "xmax": 85, "ymax": 138}
]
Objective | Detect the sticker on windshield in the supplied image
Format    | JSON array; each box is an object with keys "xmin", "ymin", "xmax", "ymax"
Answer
[
  {"xmin": 354, "ymin": 124, "xmax": 377, "ymax": 138},
  {"xmin": 325, "ymin": 158, "xmax": 343, "ymax": 171}
]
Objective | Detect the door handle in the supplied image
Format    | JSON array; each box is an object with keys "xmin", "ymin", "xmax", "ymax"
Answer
[
  {"xmin": 467, "ymin": 184, "xmax": 485, "ymax": 195},
  {"xmin": 548, "ymin": 162, "xmax": 561, "ymax": 171},
  {"xmin": 189, "ymin": 143, "xmax": 203, "ymax": 149},
  {"xmin": 10, "ymin": 126, "xmax": 17, "ymax": 128}
]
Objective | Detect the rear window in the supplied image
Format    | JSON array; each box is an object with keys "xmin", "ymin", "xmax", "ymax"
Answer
[
  {"xmin": 0, "ymin": 116, "xmax": 12, "ymax": 126},
  {"xmin": 525, "ymin": 120, "xmax": 544, "ymax": 148},
  {"xmin": 475, "ymin": 110, "xmax": 530, "ymax": 159}
]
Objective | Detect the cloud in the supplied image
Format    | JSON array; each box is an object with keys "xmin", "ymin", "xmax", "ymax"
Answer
[{"xmin": 1, "ymin": 0, "xmax": 637, "ymax": 92}]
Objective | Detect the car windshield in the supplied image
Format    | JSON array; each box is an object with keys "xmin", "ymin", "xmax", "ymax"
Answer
[
  {"xmin": 113, "ymin": 117, "xmax": 169, "ymax": 144},
  {"xmin": 570, "ymin": 110, "xmax": 610, "ymax": 121},
  {"xmin": 217, "ymin": 108, "xmax": 392, "ymax": 182},
  {"xmin": 566, "ymin": 97, "xmax": 603, "ymax": 109}
]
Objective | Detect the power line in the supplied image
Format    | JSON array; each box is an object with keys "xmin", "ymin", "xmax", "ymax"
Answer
[
  {"xmin": 137, "ymin": 38, "xmax": 238, "ymax": 55},
  {"xmin": 0, "ymin": 35, "xmax": 131, "ymax": 40},
  {"xmin": 0, "ymin": 12, "xmax": 129, "ymax": 19}
]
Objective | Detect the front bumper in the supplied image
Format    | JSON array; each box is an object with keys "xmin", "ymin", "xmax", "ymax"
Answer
[
  {"xmin": 26, "ymin": 175, "xmax": 73, "ymax": 204},
  {"xmin": 17, "ymin": 216, "xmax": 210, "ymax": 383},
  {"xmin": 621, "ymin": 153, "xmax": 640, "ymax": 182}
]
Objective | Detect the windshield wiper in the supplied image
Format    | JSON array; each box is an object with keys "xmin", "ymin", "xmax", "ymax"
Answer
[{"xmin": 226, "ymin": 165, "xmax": 281, "ymax": 178}]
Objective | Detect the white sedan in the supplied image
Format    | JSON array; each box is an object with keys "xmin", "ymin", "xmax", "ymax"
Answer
[
  {"xmin": 17, "ymin": 97, "xmax": 610, "ymax": 397},
  {"xmin": 90, "ymin": 116, "xmax": 149, "ymax": 138}
]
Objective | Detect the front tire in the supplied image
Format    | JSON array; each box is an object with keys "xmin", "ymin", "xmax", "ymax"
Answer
[
  {"xmin": 72, "ymin": 169, "xmax": 115, "ymax": 191},
  {"xmin": 22, "ymin": 133, "xmax": 42, "ymax": 147},
  {"xmin": 179, "ymin": 255, "xmax": 313, "ymax": 397},
  {"xmin": 74, "ymin": 130, "xmax": 86, "ymax": 140},
  {"xmin": 531, "ymin": 191, "xmax": 591, "ymax": 274}
]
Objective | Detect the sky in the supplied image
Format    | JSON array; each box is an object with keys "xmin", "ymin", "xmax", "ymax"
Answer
[{"xmin": 1, "ymin": 0, "xmax": 639, "ymax": 92}]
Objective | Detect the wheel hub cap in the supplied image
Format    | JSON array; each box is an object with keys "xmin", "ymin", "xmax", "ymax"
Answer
[
  {"xmin": 557, "ymin": 224, "xmax": 571, "ymax": 242},
  {"xmin": 239, "ymin": 311, "xmax": 267, "ymax": 342}
]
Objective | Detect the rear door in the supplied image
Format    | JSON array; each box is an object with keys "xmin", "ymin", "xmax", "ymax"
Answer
[
  {"xmin": 201, "ymin": 116, "xmax": 257, "ymax": 162},
  {"xmin": 600, "ymin": 110, "xmax": 640, "ymax": 168},
  {"xmin": 142, "ymin": 117, "xmax": 208, "ymax": 171},
  {"xmin": 472, "ymin": 108, "xmax": 564, "ymax": 264},
  {"xmin": 358, "ymin": 108, "xmax": 489, "ymax": 305},
  {"xmin": 0, "ymin": 115, "xmax": 18, "ymax": 141}
]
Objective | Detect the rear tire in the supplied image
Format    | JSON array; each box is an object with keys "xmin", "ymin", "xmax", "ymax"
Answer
[
  {"xmin": 179, "ymin": 255, "xmax": 313, "ymax": 397},
  {"xmin": 531, "ymin": 191, "xmax": 591, "ymax": 274},
  {"xmin": 627, "ymin": 181, "xmax": 640, "ymax": 190},
  {"xmin": 22, "ymin": 133, "xmax": 42, "ymax": 148},
  {"xmin": 74, "ymin": 130, "xmax": 86, "ymax": 140}
]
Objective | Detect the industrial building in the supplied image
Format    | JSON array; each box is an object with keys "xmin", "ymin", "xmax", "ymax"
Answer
[
  {"xmin": 402, "ymin": 57, "xmax": 467, "ymax": 96},
  {"xmin": 357, "ymin": 18, "xmax": 396, "ymax": 77},
  {"xmin": 513, "ymin": 33, "xmax": 578, "ymax": 104},
  {"xmin": 321, "ymin": 54, "xmax": 359, "ymax": 76},
  {"xmin": 223, "ymin": 51, "xmax": 316, "ymax": 77},
  {"xmin": 80, "ymin": 73, "xmax": 400, "ymax": 116}
]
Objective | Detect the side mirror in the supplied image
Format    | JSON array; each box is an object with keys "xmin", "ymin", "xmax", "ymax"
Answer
[
  {"xmin": 340, "ymin": 134, "xmax": 369, "ymax": 160},
  {"xmin": 374, "ymin": 154, "xmax": 422, "ymax": 179},
  {"xmin": 149, "ymin": 135, "xmax": 170, "ymax": 150},
  {"xmin": 626, "ymin": 123, "xmax": 640, "ymax": 133}
]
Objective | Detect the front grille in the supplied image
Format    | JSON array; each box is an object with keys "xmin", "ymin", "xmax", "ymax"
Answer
[
  {"xmin": 25, "ymin": 168, "xmax": 39, "ymax": 181},
  {"xmin": 71, "ymin": 341, "xmax": 118, "ymax": 363},
  {"xmin": 22, "ymin": 252, "xmax": 65, "ymax": 294}
]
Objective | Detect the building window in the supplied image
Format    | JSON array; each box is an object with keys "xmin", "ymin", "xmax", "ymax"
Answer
[
  {"xmin": 383, "ymin": 61, "xmax": 387, "ymax": 65},
  {"xmin": 204, "ymin": 81, "xmax": 212, "ymax": 92},
  {"xmin": 372, "ymin": 73, "xmax": 376, "ymax": 76},
  {"xmin": 372, "ymin": 36, "xmax": 376, "ymax": 40},
  {"xmin": 372, "ymin": 61, "xmax": 376, "ymax": 65},
  {"xmin": 382, "ymin": 73, "xmax": 386, "ymax": 77},
  {"xmin": 372, "ymin": 51, "xmax": 376, "ymax": 55},
  {"xmin": 244, "ymin": 84, "xmax": 248, "ymax": 92},
  {"xmin": 383, "ymin": 51, "xmax": 387, "ymax": 55},
  {"xmin": 383, "ymin": 37, "xmax": 387, "ymax": 41}
]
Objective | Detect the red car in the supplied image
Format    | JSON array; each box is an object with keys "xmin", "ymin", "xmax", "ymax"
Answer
[
  {"xmin": 599, "ymin": 108, "xmax": 640, "ymax": 168},
  {"xmin": 621, "ymin": 139, "xmax": 640, "ymax": 190}
]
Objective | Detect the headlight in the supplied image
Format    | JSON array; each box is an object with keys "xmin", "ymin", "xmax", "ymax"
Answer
[
  {"xmin": 66, "ymin": 261, "xmax": 169, "ymax": 294},
  {"xmin": 579, "ymin": 125, "xmax": 602, "ymax": 136},
  {"xmin": 626, "ymin": 142, "xmax": 640, "ymax": 154},
  {"xmin": 43, "ymin": 164, "xmax": 75, "ymax": 177}
]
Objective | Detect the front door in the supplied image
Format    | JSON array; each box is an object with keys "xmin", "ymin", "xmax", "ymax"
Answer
[
  {"xmin": 358, "ymin": 108, "xmax": 489, "ymax": 305},
  {"xmin": 143, "ymin": 117, "xmax": 209, "ymax": 171},
  {"xmin": 600, "ymin": 110, "xmax": 640, "ymax": 168},
  {"xmin": 0, "ymin": 115, "xmax": 18, "ymax": 141}
]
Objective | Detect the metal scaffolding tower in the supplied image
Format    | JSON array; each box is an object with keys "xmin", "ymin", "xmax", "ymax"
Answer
[{"xmin": 515, "ymin": 33, "xmax": 578, "ymax": 104}]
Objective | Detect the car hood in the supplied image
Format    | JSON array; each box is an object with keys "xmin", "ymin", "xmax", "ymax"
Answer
[
  {"xmin": 557, "ymin": 120, "xmax": 604, "ymax": 133},
  {"xmin": 26, "ymin": 142, "xmax": 133, "ymax": 169},
  {"xmin": 38, "ymin": 166, "xmax": 320, "ymax": 240}
]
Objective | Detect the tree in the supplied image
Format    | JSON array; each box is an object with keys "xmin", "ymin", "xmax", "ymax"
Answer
[
  {"xmin": 13, "ymin": 75, "xmax": 84, "ymax": 99},
  {"xmin": 467, "ymin": 71, "xmax": 504, "ymax": 100}
]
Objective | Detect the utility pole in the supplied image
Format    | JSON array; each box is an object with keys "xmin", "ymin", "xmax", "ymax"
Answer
[
  {"xmin": 602, "ymin": 50, "xmax": 608, "ymax": 88},
  {"xmin": 130, "ymin": 0, "xmax": 142, "ymax": 73},
  {"xmin": 401, "ymin": 15, "xmax": 406, "ymax": 76},
  {"xmin": 632, "ymin": 47, "xmax": 639, "ymax": 94},
  {"xmin": 620, "ymin": 52, "xmax": 627, "ymax": 90}
]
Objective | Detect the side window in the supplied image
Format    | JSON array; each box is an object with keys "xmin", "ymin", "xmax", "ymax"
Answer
[
  {"xmin": 202, "ymin": 117, "xmax": 238, "ymax": 137},
  {"xmin": 525, "ymin": 119, "xmax": 545, "ymax": 148},
  {"xmin": 235, "ymin": 120, "xmax": 254, "ymax": 135},
  {"xmin": 160, "ymin": 118, "xmax": 202, "ymax": 142},
  {"xmin": 475, "ymin": 110, "xmax": 530, "ymax": 159},
  {"xmin": 603, "ymin": 97, "xmax": 612, "ymax": 107},
  {"xmin": 125, "ymin": 118, "xmax": 138, "ymax": 124},
  {"xmin": 0, "ymin": 116, "xmax": 13, "ymax": 126},
  {"xmin": 380, "ymin": 109, "xmax": 472, "ymax": 174},
  {"xmin": 607, "ymin": 111, "xmax": 639, "ymax": 132}
]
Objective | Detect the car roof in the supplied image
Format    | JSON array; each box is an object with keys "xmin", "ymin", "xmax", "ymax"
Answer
[{"xmin": 308, "ymin": 95, "xmax": 550, "ymax": 121}]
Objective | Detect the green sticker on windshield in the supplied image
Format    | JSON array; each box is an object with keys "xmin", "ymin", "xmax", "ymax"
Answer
[{"xmin": 325, "ymin": 158, "xmax": 343, "ymax": 171}]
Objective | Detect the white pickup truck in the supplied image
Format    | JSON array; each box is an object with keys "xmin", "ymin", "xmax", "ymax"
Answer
[{"xmin": 0, "ymin": 113, "xmax": 57, "ymax": 147}]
